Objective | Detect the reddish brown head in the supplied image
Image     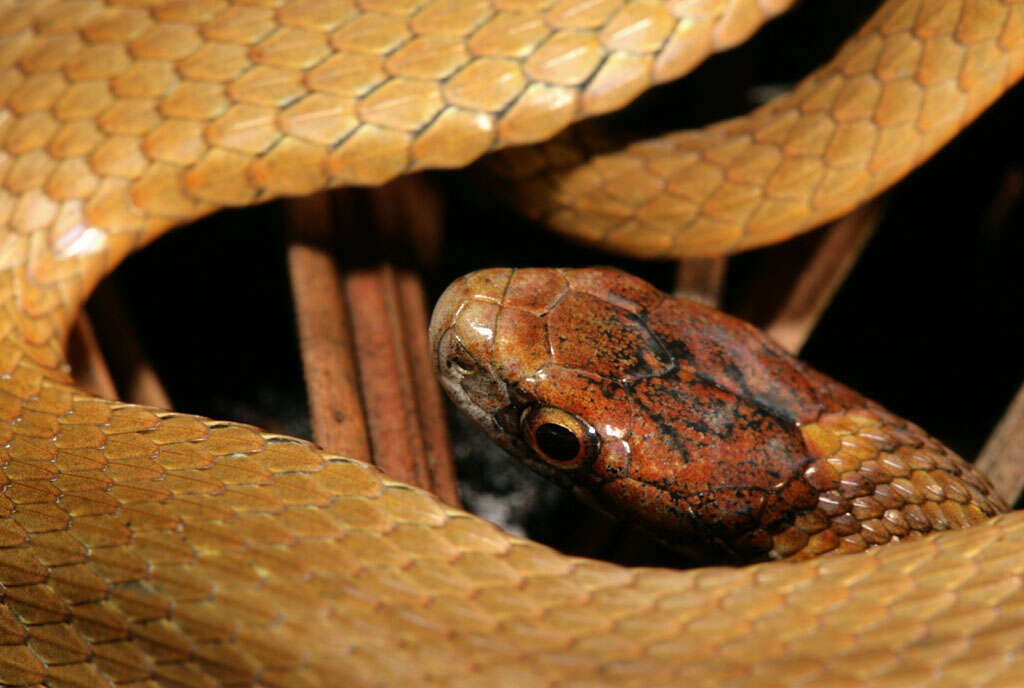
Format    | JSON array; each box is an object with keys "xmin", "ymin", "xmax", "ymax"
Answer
[{"xmin": 430, "ymin": 268, "xmax": 1005, "ymax": 563}]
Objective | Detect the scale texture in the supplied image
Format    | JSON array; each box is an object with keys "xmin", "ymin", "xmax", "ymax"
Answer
[
  {"xmin": 0, "ymin": 0, "xmax": 1021, "ymax": 686},
  {"xmin": 495, "ymin": 0, "xmax": 1024, "ymax": 255}
]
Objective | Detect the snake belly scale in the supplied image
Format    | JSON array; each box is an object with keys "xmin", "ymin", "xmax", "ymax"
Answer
[{"xmin": 0, "ymin": 0, "xmax": 1021, "ymax": 686}]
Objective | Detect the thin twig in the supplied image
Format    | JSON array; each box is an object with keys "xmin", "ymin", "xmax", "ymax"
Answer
[
  {"xmin": 89, "ymin": 282, "xmax": 173, "ymax": 409},
  {"xmin": 975, "ymin": 380, "xmax": 1024, "ymax": 507},
  {"xmin": 285, "ymin": 192, "xmax": 372, "ymax": 463},
  {"xmin": 763, "ymin": 203, "xmax": 881, "ymax": 354},
  {"xmin": 68, "ymin": 315, "xmax": 119, "ymax": 401},
  {"xmin": 359, "ymin": 178, "xmax": 459, "ymax": 506},
  {"xmin": 286, "ymin": 179, "xmax": 459, "ymax": 506},
  {"xmin": 343, "ymin": 260, "xmax": 432, "ymax": 488},
  {"xmin": 673, "ymin": 257, "xmax": 727, "ymax": 308}
]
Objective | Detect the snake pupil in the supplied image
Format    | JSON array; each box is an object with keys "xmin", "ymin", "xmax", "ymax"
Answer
[{"xmin": 535, "ymin": 423, "xmax": 580, "ymax": 462}]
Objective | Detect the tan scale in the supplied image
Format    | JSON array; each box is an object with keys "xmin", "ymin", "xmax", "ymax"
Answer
[{"xmin": 776, "ymin": 409, "xmax": 1006, "ymax": 559}]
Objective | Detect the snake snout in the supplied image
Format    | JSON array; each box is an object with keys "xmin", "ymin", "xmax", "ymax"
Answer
[
  {"xmin": 430, "ymin": 269, "xmax": 517, "ymax": 431},
  {"xmin": 428, "ymin": 268, "xmax": 514, "ymax": 367},
  {"xmin": 429, "ymin": 268, "xmax": 513, "ymax": 333}
]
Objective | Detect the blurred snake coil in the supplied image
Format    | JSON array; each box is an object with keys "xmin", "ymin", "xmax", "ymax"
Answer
[{"xmin": 0, "ymin": 1, "xmax": 1021, "ymax": 687}]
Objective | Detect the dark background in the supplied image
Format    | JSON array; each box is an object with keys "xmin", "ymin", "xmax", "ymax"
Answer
[{"xmin": 91, "ymin": 1, "xmax": 1024, "ymax": 559}]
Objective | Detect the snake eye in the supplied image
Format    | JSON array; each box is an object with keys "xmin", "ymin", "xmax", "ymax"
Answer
[{"xmin": 521, "ymin": 407, "xmax": 599, "ymax": 469}]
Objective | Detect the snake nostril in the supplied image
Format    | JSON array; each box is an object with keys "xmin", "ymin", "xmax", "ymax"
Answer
[{"xmin": 448, "ymin": 352, "xmax": 476, "ymax": 376}]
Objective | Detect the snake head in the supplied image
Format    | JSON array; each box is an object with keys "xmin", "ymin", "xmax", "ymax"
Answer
[
  {"xmin": 430, "ymin": 267, "xmax": 830, "ymax": 561},
  {"xmin": 430, "ymin": 266, "xmax": 1003, "ymax": 563}
]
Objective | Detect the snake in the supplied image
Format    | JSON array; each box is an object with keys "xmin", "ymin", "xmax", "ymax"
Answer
[{"xmin": 0, "ymin": 0, "xmax": 1021, "ymax": 686}]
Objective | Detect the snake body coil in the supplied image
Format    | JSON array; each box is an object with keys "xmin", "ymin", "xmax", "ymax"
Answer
[{"xmin": 0, "ymin": 0, "xmax": 1022, "ymax": 686}]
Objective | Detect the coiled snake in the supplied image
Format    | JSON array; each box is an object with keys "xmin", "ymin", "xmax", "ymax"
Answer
[{"xmin": 0, "ymin": 0, "xmax": 1021, "ymax": 686}]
